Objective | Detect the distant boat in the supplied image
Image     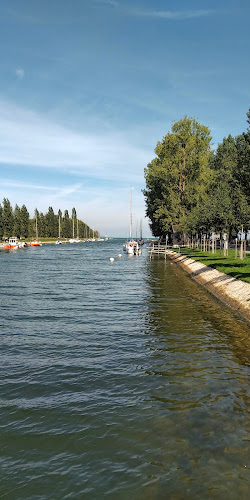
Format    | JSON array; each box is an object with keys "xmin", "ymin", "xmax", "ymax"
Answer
[
  {"xmin": 29, "ymin": 214, "xmax": 42, "ymax": 246},
  {"xmin": 124, "ymin": 188, "xmax": 141, "ymax": 256},
  {"xmin": 69, "ymin": 215, "xmax": 81, "ymax": 243},
  {"xmin": 8, "ymin": 237, "xmax": 19, "ymax": 249},
  {"xmin": 56, "ymin": 215, "xmax": 62, "ymax": 244},
  {"xmin": 28, "ymin": 239, "xmax": 42, "ymax": 247}
]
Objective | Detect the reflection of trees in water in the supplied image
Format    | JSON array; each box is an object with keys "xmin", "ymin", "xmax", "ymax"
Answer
[
  {"xmin": 139, "ymin": 258, "xmax": 250, "ymax": 498},
  {"xmin": 145, "ymin": 258, "xmax": 250, "ymax": 366}
]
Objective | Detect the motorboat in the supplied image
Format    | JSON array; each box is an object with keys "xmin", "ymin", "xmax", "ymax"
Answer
[
  {"xmin": 8, "ymin": 237, "xmax": 19, "ymax": 249},
  {"xmin": 28, "ymin": 239, "xmax": 42, "ymax": 246}
]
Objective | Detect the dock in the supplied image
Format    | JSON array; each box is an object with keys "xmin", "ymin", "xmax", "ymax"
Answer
[{"xmin": 149, "ymin": 243, "xmax": 181, "ymax": 259}]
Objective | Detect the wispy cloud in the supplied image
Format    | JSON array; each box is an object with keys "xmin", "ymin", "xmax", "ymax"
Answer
[
  {"xmin": 94, "ymin": 1, "xmax": 217, "ymax": 21},
  {"xmin": 15, "ymin": 67, "xmax": 24, "ymax": 79},
  {"xmin": 0, "ymin": 179, "xmax": 82, "ymax": 196},
  {"xmin": 135, "ymin": 9, "xmax": 217, "ymax": 20},
  {"xmin": 0, "ymin": 100, "xmax": 150, "ymax": 183}
]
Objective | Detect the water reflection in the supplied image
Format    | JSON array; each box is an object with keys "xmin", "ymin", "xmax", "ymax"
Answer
[{"xmin": 139, "ymin": 257, "xmax": 250, "ymax": 498}]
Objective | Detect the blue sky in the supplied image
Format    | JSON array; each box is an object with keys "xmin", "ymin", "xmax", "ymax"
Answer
[{"xmin": 0, "ymin": 0, "xmax": 249, "ymax": 237}]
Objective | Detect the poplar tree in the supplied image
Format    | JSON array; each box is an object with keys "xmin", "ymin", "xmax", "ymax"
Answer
[
  {"xmin": 144, "ymin": 116, "xmax": 212, "ymax": 236},
  {"xmin": 62, "ymin": 209, "xmax": 71, "ymax": 238},
  {"xmin": 0, "ymin": 203, "xmax": 3, "ymax": 239},
  {"xmin": 20, "ymin": 204, "xmax": 29, "ymax": 238},
  {"xmin": 2, "ymin": 198, "xmax": 14, "ymax": 238},
  {"xmin": 13, "ymin": 204, "xmax": 21, "ymax": 238}
]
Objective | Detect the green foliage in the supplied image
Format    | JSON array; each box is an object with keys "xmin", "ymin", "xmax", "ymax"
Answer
[
  {"xmin": 144, "ymin": 116, "xmax": 212, "ymax": 236},
  {"xmin": 144, "ymin": 112, "xmax": 250, "ymax": 237},
  {"xmin": 2, "ymin": 198, "xmax": 14, "ymax": 238},
  {"xmin": 0, "ymin": 201, "xmax": 94, "ymax": 240},
  {"xmin": 0, "ymin": 204, "xmax": 3, "ymax": 239},
  {"xmin": 20, "ymin": 204, "xmax": 30, "ymax": 238},
  {"xmin": 13, "ymin": 204, "xmax": 21, "ymax": 238}
]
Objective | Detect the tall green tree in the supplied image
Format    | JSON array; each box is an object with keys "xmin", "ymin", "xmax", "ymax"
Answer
[
  {"xmin": 0, "ymin": 203, "xmax": 3, "ymax": 239},
  {"xmin": 13, "ymin": 204, "xmax": 21, "ymax": 238},
  {"xmin": 144, "ymin": 116, "xmax": 212, "ymax": 236},
  {"xmin": 72, "ymin": 207, "xmax": 77, "ymax": 238},
  {"xmin": 2, "ymin": 198, "xmax": 14, "ymax": 238},
  {"xmin": 20, "ymin": 204, "xmax": 29, "ymax": 238},
  {"xmin": 62, "ymin": 209, "xmax": 71, "ymax": 238},
  {"xmin": 46, "ymin": 206, "xmax": 57, "ymax": 237}
]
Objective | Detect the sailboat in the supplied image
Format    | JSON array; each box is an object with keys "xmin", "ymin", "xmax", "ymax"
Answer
[
  {"xmin": 28, "ymin": 214, "xmax": 42, "ymax": 246},
  {"xmin": 69, "ymin": 214, "xmax": 80, "ymax": 243},
  {"xmin": 123, "ymin": 189, "xmax": 141, "ymax": 255},
  {"xmin": 56, "ymin": 214, "xmax": 62, "ymax": 244}
]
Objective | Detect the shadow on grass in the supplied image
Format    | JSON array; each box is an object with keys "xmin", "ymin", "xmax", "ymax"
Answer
[{"xmin": 189, "ymin": 262, "xmax": 250, "ymax": 283}]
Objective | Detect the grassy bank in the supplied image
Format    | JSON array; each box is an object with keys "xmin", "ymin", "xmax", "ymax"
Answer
[
  {"xmin": 26, "ymin": 237, "xmax": 68, "ymax": 243},
  {"xmin": 173, "ymin": 248, "xmax": 250, "ymax": 284}
]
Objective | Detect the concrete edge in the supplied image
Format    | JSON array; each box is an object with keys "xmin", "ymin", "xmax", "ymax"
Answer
[{"xmin": 166, "ymin": 250, "xmax": 250, "ymax": 324}]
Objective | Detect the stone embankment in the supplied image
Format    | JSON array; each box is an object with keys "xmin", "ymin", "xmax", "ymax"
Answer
[{"xmin": 166, "ymin": 250, "xmax": 250, "ymax": 323}]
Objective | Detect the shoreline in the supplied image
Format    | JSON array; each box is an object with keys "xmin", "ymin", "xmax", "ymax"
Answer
[{"xmin": 165, "ymin": 250, "xmax": 250, "ymax": 324}]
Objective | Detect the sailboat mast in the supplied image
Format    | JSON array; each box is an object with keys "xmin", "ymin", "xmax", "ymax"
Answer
[
  {"xmin": 129, "ymin": 188, "xmax": 132, "ymax": 239},
  {"xmin": 59, "ymin": 215, "xmax": 61, "ymax": 238},
  {"xmin": 36, "ymin": 215, "xmax": 38, "ymax": 239},
  {"xmin": 72, "ymin": 214, "xmax": 74, "ymax": 238}
]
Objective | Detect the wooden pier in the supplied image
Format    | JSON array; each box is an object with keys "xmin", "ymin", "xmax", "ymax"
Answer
[{"xmin": 149, "ymin": 243, "xmax": 180, "ymax": 259}]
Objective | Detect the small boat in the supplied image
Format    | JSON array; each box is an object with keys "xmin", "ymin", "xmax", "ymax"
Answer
[
  {"xmin": 69, "ymin": 237, "xmax": 81, "ymax": 243},
  {"xmin": 69, "ymin": 214, "xmax": 81, "ymax": 243},
  {"xmin": 28, "ymin": 215, "xmax": 42, "ymax": 246},
  {"xmin": 28, "ymin": 239, "xmax": 42, "ymax": 247},
  {"xmin": 8, "ymin": 237, "xmax": 19, "ymax": 249},
  {"xmin": 123, "ymin": 188, "xmax": 141, "ymax": 256},
  {"xmin": 56, "ymin": 215, "xmax": 62, "ymax": 244},
  {"xmin": 125, "ymin": 239, "xmax": 141, "ymax": 255}
]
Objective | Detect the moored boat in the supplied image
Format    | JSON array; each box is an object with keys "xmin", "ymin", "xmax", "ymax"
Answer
[
  {"xmin": 28, "ymin": 239, "xmax": 42, "ymax": 247},
  {"xmin": 124, "ymin": 188, "xmax": 141, "ymax": 256}
]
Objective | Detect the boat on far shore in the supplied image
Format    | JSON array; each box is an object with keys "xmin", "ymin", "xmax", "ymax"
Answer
[{"xmin": 28, "ymin": 239, "xmax": 42, "ymax": 247}]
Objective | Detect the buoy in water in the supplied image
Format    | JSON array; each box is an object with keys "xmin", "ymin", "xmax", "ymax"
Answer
[
  {"xmin": 109, "ymin": 257, "xmax": 114, "ymax": 262},
  {"xmin": 118, "ymin": 254, "xmax": 122, "ymax": 258}
]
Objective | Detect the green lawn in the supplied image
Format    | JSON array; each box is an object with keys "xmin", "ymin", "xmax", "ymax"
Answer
[{"xmin": 173, "ymin": 248, "xmax": 250, "ymax": 284}]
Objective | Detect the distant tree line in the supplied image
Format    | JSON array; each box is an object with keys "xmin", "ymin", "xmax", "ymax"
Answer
[
  {"xmin": 0, "ymin": 201, "xmax": 97, "ymax": 239},
  {"xmin": 144, "ymin": 110, "xmax": 250, "ymax": 241}
]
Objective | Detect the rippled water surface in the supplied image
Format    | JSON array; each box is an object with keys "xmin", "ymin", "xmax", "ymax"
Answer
[{"xmin": 0, "ymin": 240, "xmax": 249, "ymax": 499}]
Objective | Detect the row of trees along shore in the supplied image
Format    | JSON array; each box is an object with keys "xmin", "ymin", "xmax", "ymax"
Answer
[
  {"xmin": 144, "ymin": 110, "xmax": 250, "ymax": 246},
  {"xmin": 0, "ymin": 202, "xmax": 97, "ymax": 240}
]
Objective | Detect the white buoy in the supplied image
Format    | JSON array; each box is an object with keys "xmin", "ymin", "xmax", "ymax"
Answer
[
  {"xmin": 118, "ymin": 254, "xmax": 122, "ymax": 258},
  {"xmin": 110, "ymin": 257, "xmax": 114, "ymax": 263}
]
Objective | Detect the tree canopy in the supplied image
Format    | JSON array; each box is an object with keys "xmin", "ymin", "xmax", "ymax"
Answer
[
  {"xmin": 0, "ymin": 202, "xmax": 96, "ymax": 240},
  {"xmin": 144, "ymin": 113, "xmax": 250, "ymax": 238}
]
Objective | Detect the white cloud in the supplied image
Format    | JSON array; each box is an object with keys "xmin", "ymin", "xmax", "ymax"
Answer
[
  {"xmin": 0, "ymin": 100, "xmax": 150, "ymax": 183},
  {"xmin": 137, "ymin": 9, "xmax": 217, "ymax": 20},
  {"xmin": 94, "ymin": 1, "xmax": 217, "ymax": 21},
  {"xmin": 15, "ymin": 68, "xmax": 24, "ymax": 79}
]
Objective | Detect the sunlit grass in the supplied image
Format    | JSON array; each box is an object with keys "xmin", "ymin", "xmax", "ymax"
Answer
[{"xmin": 174, "ymin": 248, "xmax": 250, "ymax": 284}]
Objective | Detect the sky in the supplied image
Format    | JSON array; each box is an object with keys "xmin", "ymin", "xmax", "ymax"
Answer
[{"xmin": 0, "ymin": 0, "xmax": 249, "ymax": 237}]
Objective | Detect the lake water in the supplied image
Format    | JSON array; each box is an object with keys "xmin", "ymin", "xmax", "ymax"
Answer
[{"xmin": 0, "ymin": 240, "xmax": 249, "ymax": 499}]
